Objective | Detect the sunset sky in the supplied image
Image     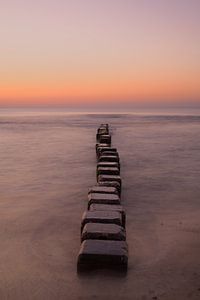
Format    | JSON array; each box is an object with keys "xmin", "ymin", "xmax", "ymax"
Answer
[{"xmin": 1, "ymin": 0, "xmax": 200, "ymax": 107}]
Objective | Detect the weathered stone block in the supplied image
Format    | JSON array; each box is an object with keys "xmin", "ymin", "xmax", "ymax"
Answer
[
  {"xmin": 88, "ymin": 192, "xmax": 121, "ymax": 209},
  {"xmin": 88, "ymin": 185, "xmax": 118, "ymax": 195},
  {"xmin": 97, "ymin": 125, "xmax": 109, "ymax": 133},
  {"xmin": 98, "ymin": 175, "xmax": 122, "ymax": 188},
  {"xmin": 98, "ymin": 181, "xmax": 121, "ymax": 196},
  {"xmin": 77, "ymin": 240, "xmax": 128, "ymax": 271},
  {"xmin": 89, "ymin": 204, "xmax": 126, "ymax": 227},
  {"xmin": 99, "ymin": 134, "xmax": 111, "ymax": 145},
  {"xmin": 97, "ymin": 147, "xmax": 117, "ymax": 158},
  {"xmin": 81, "ymin": 223, "xmax": 126, "ymax": 242},
  {"xmin": 96, "ymin": 129, "xmax": 109, "ymax": 142},
  {"xmin": 97, "ymin": 167, "xmax": 120, "ymax": 178},
  {"xmin": 99, "ymin": 123, "xmax": 109, "ymax": 129},
  {"xmin": 97, "ymin": 128, "xmax": 108, "ymax": 134},
  {"xmin": 81, "ymin": 210, "xmax": 122, "ymax": 232},
  {"xmin": 98, "ymin": 155, "xmax": 120, "ymax": 163},
  {"xmin": 99, "ymin": 151, "xmax": 119, "ymax": 159},
  {"xmin": 97, "ymin": 161, "xmax": 120, "ymax": 170},
  {"xmin": 96, "ymin": 143, "xmax": 110, "ymax": 153}
]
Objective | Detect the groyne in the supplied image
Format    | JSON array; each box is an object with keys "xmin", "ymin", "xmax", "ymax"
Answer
[{"xmin": 77, "ymin": 124, "xmax": 128, "ymax": 272}]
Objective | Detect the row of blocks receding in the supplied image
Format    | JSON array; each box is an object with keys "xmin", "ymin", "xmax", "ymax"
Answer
[{"xmin": 77, "ymin": 124, "xmax": 128, "ymax": 272}]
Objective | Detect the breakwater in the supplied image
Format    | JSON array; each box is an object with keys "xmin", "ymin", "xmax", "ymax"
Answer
[{"xmin": 77, "ymin": 124, "xmax": 128, "ymax": 272}]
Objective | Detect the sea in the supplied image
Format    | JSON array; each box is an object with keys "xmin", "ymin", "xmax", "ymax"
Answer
[{"xmin": 0, "ymin": 108, "xmax": 200, "ymax": 300}]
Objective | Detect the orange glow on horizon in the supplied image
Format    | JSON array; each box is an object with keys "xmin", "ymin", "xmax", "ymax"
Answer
[{"xmin": 1, "ymin": 73, "xmax": 200, "ymax": 106}]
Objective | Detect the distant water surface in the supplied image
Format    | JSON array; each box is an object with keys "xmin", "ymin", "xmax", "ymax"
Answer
[{"xmin": 0, "ymin": 109, "xmax": 200, "ymax": 300}]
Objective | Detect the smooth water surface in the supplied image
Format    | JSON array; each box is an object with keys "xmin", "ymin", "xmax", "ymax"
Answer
[{"xmin": 0, "ymin": 110, "xmax": 200, "ymax": 300}]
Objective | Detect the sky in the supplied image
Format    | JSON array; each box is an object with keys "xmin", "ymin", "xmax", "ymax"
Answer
[{"xmin": 0, "ymin": 0, "xmax": 200, "ymax": 108}]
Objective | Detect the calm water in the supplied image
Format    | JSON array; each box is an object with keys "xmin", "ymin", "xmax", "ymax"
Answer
[{"xmin": 0, "ymin": 110, "xmax": 200, "ymax": 300}]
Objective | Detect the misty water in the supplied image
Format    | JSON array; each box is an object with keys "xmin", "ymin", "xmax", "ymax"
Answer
[{"xmin": 0, "ymin": 109, "xmax": 200, "ymax": 300}]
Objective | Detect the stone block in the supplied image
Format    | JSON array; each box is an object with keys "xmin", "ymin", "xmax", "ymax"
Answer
[
  {"xmin": 98, "ymin": 155, "xmax": 120, "ymax": 163},
  {"xmin": 99, "ymin": 151, "xmax": 119, "ymax": 159},
  {"xmin": 97, "ymin": 147, "xmax": 117, "ymax": 158},
  {"xmin": 96, "ymin": 143, "xmax": 110, "ymax": 153},
  {"xmin": 99, "ymin": 134, "xmax": 111, "ymax": 145},
  {"xmin": 97, "ymin": 167, "xmax": 120, "ymax": 178},
  {"xmin": 81, "ymin": 223, "xmax": 126, "ymax": 242},
  {"xmin": 96, "ymin": 130, "xmax": 109, "ymax": 142},
  {"xmin": 89, "ymin": 203, "xmax": 126, "ymax": 227},
  {"xmin": 88, "ymin": 192, "xmax": 121, "ymax": 209},
  {"xmin": 77, "ymin": 240, "xmax": 128, "ymax": 271},
  {"xmin": 98, "ymin": 175, "xmax": 122, "ymax": 188},
  {"xmin": 98, "ymin": 181, "xmax": 121, "ymax": 196},
  {"xmin": 88, "ymin": 185, "xmax": 118, "ymax": 195},
  {"xmin": 81, "ymin": 210, "xmax": 122, "ymax": 232},
  {"xmin": 97, "ymin": 162, "xmax": 120, "ymax": 170}
]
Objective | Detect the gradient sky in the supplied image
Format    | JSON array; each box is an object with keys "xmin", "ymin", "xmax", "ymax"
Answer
[{"xmin": 1, "ymin": 0, "xmax": 200, "ymax": 107}]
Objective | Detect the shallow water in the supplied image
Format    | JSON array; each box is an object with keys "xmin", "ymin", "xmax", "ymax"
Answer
[{"xmin": 0, "ymin": 110, "xmax": 200, "ymax": 300}]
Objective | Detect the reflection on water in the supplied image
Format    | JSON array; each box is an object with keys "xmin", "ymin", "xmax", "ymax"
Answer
[{"xmin": 0, "ymin": 109, "xmax": 200, "ymax": 300}]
